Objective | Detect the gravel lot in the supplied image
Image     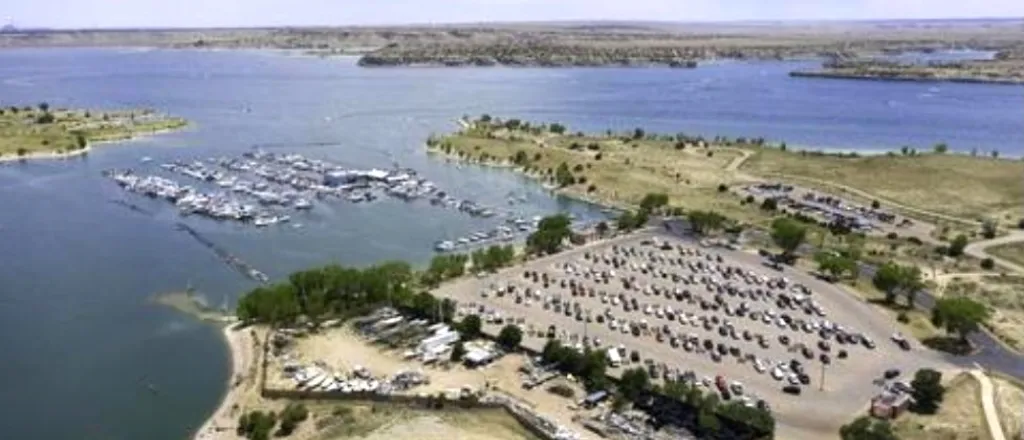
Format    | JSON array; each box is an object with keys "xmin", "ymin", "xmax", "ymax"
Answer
[{"xmin": 433, "ymin": 231, "xmax": 953, "ymax": 438}]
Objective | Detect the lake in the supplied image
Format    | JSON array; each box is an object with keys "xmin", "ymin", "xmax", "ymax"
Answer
[{"xmin": 0, "ymin": 48, "xmax": 1020, "ymax": 440}]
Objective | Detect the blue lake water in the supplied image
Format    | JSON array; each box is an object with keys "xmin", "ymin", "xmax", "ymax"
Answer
[{"xmin": 0, "ymin": 48, "xmax": 1021, "ymax": 440}]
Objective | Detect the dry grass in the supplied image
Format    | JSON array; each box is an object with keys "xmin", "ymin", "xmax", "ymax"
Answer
[
  {"xmin": 943, "ymin": 274, "xmax": 1024, "ymax": 351},
  {"xmin": 435, "ymin": 127, "xmax": 775, "ymax": 225},
  {"xmin": 987, "ymin": 243, "xmax": 1024, "ymax": 271},
  {"xmin": 740, "ymin": 148, "xmax": 1024, "ymax": 224},
  {"xmin": 839, "ymin": 277, "xmax": 942, "ymax": 342},
  {"xmin": 0, "ymin": 107, "xmax": 186, "ymax": 157},
  {"xmin": 893, "ymin": 373, "xmax": 988, "ymax": 440},
  {"xmin": 991, "ymin": 375, "xmax": 1024, "ymax": 440},
  {"xmin": 302, "ymin": 404, "xmax": 538, "ymax": 440}
]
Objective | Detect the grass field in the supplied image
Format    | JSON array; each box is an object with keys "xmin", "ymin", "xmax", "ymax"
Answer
[
  {"xmin": 893, "ymin": 373, "xmax": 988, "ymax": 440},
  {"xmin": 987, "ymin": 243, "xmax": 1024, "ymax": 270},
  {"xmin": 740, "ymin": 148, "xmax": 1024, "ymax": 226},
  {"xmin": 0, "ymin": 106, "xmax": 186, "ymax": 157},
  {"xmin": 433, "ymin": 122, "xmax": 775, "ymax": 225}
]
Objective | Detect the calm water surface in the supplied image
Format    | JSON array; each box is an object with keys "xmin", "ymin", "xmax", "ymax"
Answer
[{"xmin": 0, "ymin": 48, "xmax": 1020, "ymax": 440}]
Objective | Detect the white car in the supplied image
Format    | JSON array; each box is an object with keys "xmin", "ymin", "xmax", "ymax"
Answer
[
  {"xmin": 753, "ymin": 361, "xmax": 767, "ymax": 373},
  {"xmin": 771, "ymin": 368, "xmax": 784, "ymax": 380}
]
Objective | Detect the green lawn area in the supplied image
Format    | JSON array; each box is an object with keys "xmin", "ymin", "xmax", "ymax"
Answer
[{"xmin": 0, "ymin": 105, "xmax": 186, "ymax": 158}]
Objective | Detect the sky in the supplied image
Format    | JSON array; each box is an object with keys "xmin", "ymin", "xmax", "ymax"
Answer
[{"xmin": 4, "ymin": 0, "xmax": 1024, "ymax": 29}]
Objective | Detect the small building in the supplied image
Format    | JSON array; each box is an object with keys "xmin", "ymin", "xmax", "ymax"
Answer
[{"xmin": 871, "ymin": 392, "xmax": 912, "ymax": 419}]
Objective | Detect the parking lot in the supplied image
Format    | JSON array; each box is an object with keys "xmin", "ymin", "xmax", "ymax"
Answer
[{"xmin": 433, "ymin": 232, "xmax": 953, "ymax": 438}]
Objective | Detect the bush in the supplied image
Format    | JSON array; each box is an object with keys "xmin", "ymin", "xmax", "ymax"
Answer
[
  {"xmin": 981, "ymin": 258, "xmax": 995, "ymax": 270},
  {"xmin": 886, "ymin": 232, "xmax": 899, "ymax": 240},
  {"xmin": 548, "ymin": 383, "xmax": 575, "ymax": 398},
  {"xmin": 897, "ymin": 312, "xmax": 910, "ymax": 323},
  {"xmin": 717, "ymin": 184, "xmax": 728, "ymax": 193}
]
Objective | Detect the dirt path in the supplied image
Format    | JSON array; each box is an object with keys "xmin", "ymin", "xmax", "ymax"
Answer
[
  {"xmin": 970, "ymin": 368, "xmax": 1009, "ymax": 440},
  {"xmin": 967, "ymin": 232, "xmax": 1024, "ymax": 274}
]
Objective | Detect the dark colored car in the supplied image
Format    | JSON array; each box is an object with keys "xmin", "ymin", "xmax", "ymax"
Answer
[
  {"xmin": 782, "ymin": 385, "xmax": 801, "ymax": 395},
  {"xmin": 884, "ymin": 369, "xmax": 901, "ymax": 380}
]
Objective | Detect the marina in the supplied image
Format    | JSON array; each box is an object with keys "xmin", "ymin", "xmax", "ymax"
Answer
[{"xmin": 105, "ymin": 150, "xmax": 605, "ymax": 253}]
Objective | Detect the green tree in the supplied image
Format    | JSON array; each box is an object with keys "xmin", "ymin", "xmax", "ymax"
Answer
[
  {"xmin": 760, "ymin": 198, "xmax": 778, "ymax": 211},
  {"xmin": 74, "ymin": 132, "xmax": 87, "ymax": 150},
  {"xmin": 947, "ymin": 234, "xmax": 968, "ymax": 257},
  {"xmin": 512, "ymin": 150, "xmax": 529, "ymax": 165},
  {"xmin": 458, "ymin": 314, "xmax": 483, "ymax": 339},
  {"xmin": 933, "ymin": 143, "xmax": 948, "ymax": 154},
  {"xmin": 618, "ymin": 367, "xmax": 651, "ymax": 401},
  {"xmin": 771, "ymin": 217, "xmax": 808, "ymax": 260},
  {"xmin": 872, "ymin": 261, "xmax": 923, "ymax": 306},
  {"xmin": 554, "ymin": 162, "xmax": 575, "ymax": 187},
  {"xmin": 632, "ymin": 127, "xmax": 645, "ymax": 140},
  {"xmin": 526, "ymin": 214, "xmax": 572, "ymax": 255},
  {"xmin": 910, "ymin": 368, "xmax": 945, "ymax": 414},
  {"xmin": 982, "ymin": 219, "xmax": 998, "ymax": 239},
  {"xmin": 38, "ymin": 102, "xmax": 49, "ymax": 112},
  {"xmin": 549, "ymin": 123, "xmax": 567, "ymax": 134},
  {"xmin": 595, "ymin": 221, "xmax": 609, "ymax": 237},
  {"xmin": 497, "ymin": 324, "xmax": 523, "ymax": 351},
  {"xmin": 840, "ymin": 416, "xmax": 897, "ymax": 440},
  {"xmin": 687, "ymin": 210, "xmax": 727, "ymax": 235},
  {"xmin": 815, "ymin": 251, "xmax": 857, "ymax": 280},
  {"xmin": 541, "ymin": 339, "xmax": 563, "ymax": 364},
  {"xmin": 277, "ymin": 403, "xmax": 309, "ymax": 436},
  {"xmin": 932, "ymin": 296, "xmax": 991, "ymax": 342},
  {"xmin": 639, "ymin": 192, "xmax": 669, "ymax": 214},
  {"xmin": 450, "ymin": 341, "xmax": 467, "ymax": 362},
  {"xmin": 697, "ymin": 410, "xmax": 721, "ymax": 434}
]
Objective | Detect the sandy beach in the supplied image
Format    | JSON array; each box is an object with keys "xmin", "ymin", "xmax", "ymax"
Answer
[
  {"xmin": 0, "ymin": 146, "xmax": 91, "ymax": 164},
  {"xmin": 193, "ymin": 323, "xmax": 261, "ymax": 440}
]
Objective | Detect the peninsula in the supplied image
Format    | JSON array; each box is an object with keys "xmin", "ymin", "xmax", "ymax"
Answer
[
  {"xmin": 0, "ymin": 104, "xmax": 187, "ymax": 162},
  {"xmin": 791, "ymin": 52, "xmax": 1024, "ymax": 85}
]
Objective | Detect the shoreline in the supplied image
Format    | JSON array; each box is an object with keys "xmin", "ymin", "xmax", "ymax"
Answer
[
  {"xmin": 425, "ymin": 145, "xmax": 631, "ymax": 213},
  {"xmin": 790, "ymin": 70, "xmax": 1024, "ymax": 85},
  {"xmin": 0, "ymin": 146, "xmax": 92, "ymax": 164},
  {"xmin": 193, "ymin": 322, "xmax": 255, "ymax": 440}
]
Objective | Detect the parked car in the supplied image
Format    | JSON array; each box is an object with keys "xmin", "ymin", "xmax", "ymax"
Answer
[{"xmin": 782, "ymin": 385, "xmax": 801, "ymax": 395}]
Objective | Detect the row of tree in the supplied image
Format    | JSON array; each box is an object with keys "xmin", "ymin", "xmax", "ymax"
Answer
[{"xmin": 526, "ymin": 214, "xmax": 573, "ymax": 255}]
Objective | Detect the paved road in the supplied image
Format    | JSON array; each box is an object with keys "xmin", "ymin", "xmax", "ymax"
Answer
[
  {"xmin": 660, "ymin": 218, "xmax": 1024, "ymax": 382},
  {"xmin": 970, "ymin": 368, "xmax": 1009, "ymax": 440}
]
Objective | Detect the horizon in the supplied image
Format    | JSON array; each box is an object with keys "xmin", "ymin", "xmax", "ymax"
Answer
[
  {"xmin": 4, "ymin": 16, "xmax": 1024, "ymax": 32},
  {"xmin": 3, "ymin": 0, "xmax": 1024, "ymax": 30}
]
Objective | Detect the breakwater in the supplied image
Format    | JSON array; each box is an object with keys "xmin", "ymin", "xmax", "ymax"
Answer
[{"xmin": 174, "ymin": 222, "xmax": 269, "ymax": 283}]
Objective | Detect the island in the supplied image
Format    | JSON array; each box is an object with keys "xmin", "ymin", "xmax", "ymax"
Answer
[
  {"xmin": 0, "ymin": 104, "xmax": 187, "ymax": 162},
  {"xmin": 790, "ymin": 53, "xmax": 1024, "ymax": 85}
]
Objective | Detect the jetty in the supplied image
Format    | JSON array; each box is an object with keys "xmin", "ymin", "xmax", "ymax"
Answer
[{"xmin": 175, "ymin": 222, "xmax": 269, "ymax": 283}]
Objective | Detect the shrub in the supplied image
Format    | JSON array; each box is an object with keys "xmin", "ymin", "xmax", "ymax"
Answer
[
  {"xmin": 547, "ymin": 383, "xmax": 575, "ymax": 398},
  {"xmin": 717, "ymin": 184, "xmax": 728, "ymax": 193},
  {"xmin": 886, "ymin": 232, "xmax": 899, "ymax": 240},
  {"xmin": 981, "ymin": 258, "xmax": 995, "ymax": 270},
  {"xmin": 897, "ymin": 312, "xmax": 910, "ymax": 323}
]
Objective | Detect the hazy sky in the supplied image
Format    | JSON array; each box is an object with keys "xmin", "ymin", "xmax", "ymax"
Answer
[{"xmin": 5, "ymin": 0, "xmax": 1024, "ymax": 29}]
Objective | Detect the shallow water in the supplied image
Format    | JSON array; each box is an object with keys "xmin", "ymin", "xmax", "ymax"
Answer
[{"xmin": 0, "ymin": 48, "xmax": 1020, "ymax": 440}]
